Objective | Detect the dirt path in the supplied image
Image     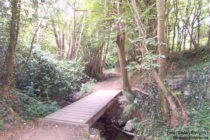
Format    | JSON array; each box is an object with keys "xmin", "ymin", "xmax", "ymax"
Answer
[
  {"xmin": 0, "ymin": 123, "xmax": 85, "ymax": 140},
  {"xmin": 93, "ymin": 72, "xmax": 122, "ymax": 91},
  {"xmin": 0, "ymin": 71, "xmax": 122, "ymax": 140}
]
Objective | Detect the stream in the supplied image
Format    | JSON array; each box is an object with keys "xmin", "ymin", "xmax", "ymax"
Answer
[{"xmin": 93, "ymin": 117, "xmax": 134, "ymax": 140}]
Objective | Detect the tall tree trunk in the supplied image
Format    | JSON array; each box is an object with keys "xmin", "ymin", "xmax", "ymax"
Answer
[
  {"xmin": 17, "ymin": 20, "xmax": 43, "ymax": 77},
  {"xmin": 157, "ymin": 0, "xmax": 169, "ymax": 78},
  {"xmin": 52, "ymin": 19, "xmax": 62, "ymax": 57},
  {"xmin": 157, "ymin": 0, "xmax": 169, "ymax": 118},
  {"xmin": 67, "ymin": 2, "xmax": 77, "ymax": 59},
  {"xmin": 183, "ymin": 27, "xmax": 187, "ymax": 51},
  {"xmin": 187, "ymin": 26, "xmax": 199, "ymax": 50},
  {"xmin": 179, "ymin": 28, "xmax": 183, "ymax": 51},
  {"xmin": 197, "ymin": 0, "xmax": 202, "ymax": 48},
  {"xmin": 3, "ymin": 0, "xmax": 21, "ymax": 94},
  {"xmin": 188, "ymin": 1, "xmax": 199, "ymax": 50},
  {"xmin": 208, "ymin": 12, "xmax": 210, "ymax": 48},
  {"xmin": 172, "ymin": 0, "xmax": 178, "ymax": 51},
  {"xmin": 190, "ymin": 26, "xmax": 193, "ymax": 50},
  {"xmin": 208, "ymin": 27, "xmax": 210, "ymax": 47},
  {"xmin": 116, "ymin": 32, "xmax": 131, "ymax": 92},
  {"xmin": 176, "ymin": 25, "xmax": 180, "ymax": 52},
  {"xmin": 130, "ymin": 0, "xmax": 188, "ymax": 126},
  {"xmin": 116, "ymin": 1, "xmax": 131, "ymax": 93},
  {"xmin": 167, "ymin": 25, "xmax": 171, "ymax": 51}
]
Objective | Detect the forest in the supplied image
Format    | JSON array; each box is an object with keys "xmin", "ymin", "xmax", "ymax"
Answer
[{"xmin": 0, "ymin": 0, "xmax": 210, "ymax": 140}]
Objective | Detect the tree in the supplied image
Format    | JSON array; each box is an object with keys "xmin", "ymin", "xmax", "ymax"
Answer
[
  {"xmin": 67, "ymin": 1, "xmax": 77, "ymax": 59},
  {"xmin": 156, "ymin": 0, "xmax": 169, "ymax": 117},
  {"xmin": 115, "ymin": 1, "xmax": 131, "ymax": 93},
  {"xmin": 130, "ymin": 0, "xmax": 188, "ymax": 126},
  {"xmin": 3, "ymin": 0, "xmax": 21, "ymax": 94},
  {"xmin": 208, "ymin": 27, "xmax": 210, "ymax": 47},
  {"xmin": 208, "ymin": 4, "xmax": 210, "ymax": 48},
  {"xmin": 157, "ymin": 0, "xmax": 169, "ymax": 79}
]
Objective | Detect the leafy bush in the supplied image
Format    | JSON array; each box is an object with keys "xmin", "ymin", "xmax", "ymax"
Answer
[
  {"xmin": 0, "ymin": 94, "xmax": 15, "ymax": 129},
  {"xmin": 18, "ymin": 94, "xmax": 58, "ymax": 119},
  {"xmin": 80, "ymin": 79, "xmax": 95, "ymax": 94},
  {"xmin": 16, "ymin": 48, "xmax": 91, "ymax": 100},
  {"xmin": 131, "ymin": 67, "xmax": 210, "ymax": 139},
  {"xmin": 105, "ymin": 47, "xmax": 118, "ymax": 69},
  {"xmin": 156, "ymin": 102, "xmax": 210, "ymax": 139},
  {"xmin": 126, "ymin": 52, "xmax": 165, "ymax": 72},
  {"xmin": 131, "ymin": 101, "xmax": 210, "ymax": 139},
  {"xmin": 181, "ymin": 67, "xmax": 210, "ymax": 109},
  {"xmin": 0, "ymin": 47, "xmax": 7, "ymax": 83},
  {"xmin": 0, "ymin": 92, "xmax": 58, "ymax": 128}
]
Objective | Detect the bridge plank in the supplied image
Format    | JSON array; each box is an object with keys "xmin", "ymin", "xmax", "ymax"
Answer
[{"xmin": 41, "ymin": 90, "xmax": 121, "ymax": 128}]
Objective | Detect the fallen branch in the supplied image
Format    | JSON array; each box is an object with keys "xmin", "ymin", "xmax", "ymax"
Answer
[
  {"xmin": 133, "ymin": 87, "xmax": 154, "ymax": 99},
  {"xmin": 112, "ymin": 124, "xmax": 137, "ymax": 137}
]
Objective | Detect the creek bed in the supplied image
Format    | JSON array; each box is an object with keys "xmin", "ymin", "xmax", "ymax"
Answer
[{"xmin": 93, "ymin": 117, "xmax": 133, "ymax": 140}]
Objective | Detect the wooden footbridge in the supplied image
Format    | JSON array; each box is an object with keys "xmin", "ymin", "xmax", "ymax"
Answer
[{"xmin": 40, "ymin": 90, "xmax": 122, "ymax": 130}]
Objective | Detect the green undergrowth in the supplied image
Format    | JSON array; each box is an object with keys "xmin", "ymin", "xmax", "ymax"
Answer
[
  {"xmin": 0, "ymin": 48, "xmax": 92, "ymax": 130},
  {"xmin": 176, "ymin": 61, "xmax": 210, "ymax": 74},
  {"xmin": 170, "ymin": 47, "xmax": 210, "ymax": 74},
  {"xmin": 79, "ymin": 79, "xmax": 95, "ymax": 95},
  {"xmin": 0, "ymin": 91, "xmax": 58, "ymax": 130},
  {"xmin": 17, "ymin": 93, "xmax": 58, "ymax": 119},
  {"xmin": 16, "ymin": 48, "xmax": 91, "ymax": 100},
  {"xmin": 0, "ymin": 95, "xmax": 17, "ymax": 130},
  {"xmin": 156, "ymin": 102, "xmax": 210, "ymax": 140},
  {"xmin": 123, "ymin": 48, "xmax": 210, "ymax": 139},
  {"xmin": 124, "ymin": 92, "xmax": 210, "ymax": 139}
]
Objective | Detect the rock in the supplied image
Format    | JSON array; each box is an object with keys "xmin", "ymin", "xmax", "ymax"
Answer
[
  {"xmin": 132, "ymin": 136, "xmax": 140, "ymax": 140},
  {"xmin": 133, "ymin": 135, "xmax": 154, "ymax": 140},
  {"xmin": 89, "ymin": 135, "xmax": 95, "ymax": 139},
  {"xmin": 118, "ymin": 96, "xmax": 129, "ymax": 105},
  {"xmin": 183, "ymin": 85, "xmax": 191, "ymax": 96},
  {"xmin": 124, "ymin": 119, "xmax": 135, "ymax": 132},
  {"xmin": 89, "ymin": 128, "xmax": 100, "ymax": 135},
  {"xmin": 132, "ymin": 136, "xmax": 144, "ymax": 140},
  {"xmin": 169, "ymin": 79, "xmax": 185, "ymax": 90},
  {"xmin": 117, "ymin": 119, "xmax": 126, "ymax": 127},
  {"xmin": 101, "ymin": 137, "xmax": 106, "ymax": 140},
  {"xmin": 89, "ymin": 128, "xmax": 101, "ymax": 140}
]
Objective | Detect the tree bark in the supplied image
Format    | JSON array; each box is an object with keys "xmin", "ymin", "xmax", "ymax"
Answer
[
  {"xmin": 171, "ymin": 0, "xmax": 178, "ymax": 51},
  {"xmin": 157, "ymin": 0, "xmax": 169, "ymax": 118},
  {"xmin": 116, "ymin": 1, "xmax": 131, "ymax": 93},
  {"xmin": 197, "ymin": 0, "xmax": 202, "ymax": 48},
  {"xmin": 130, "ymin": 0, "xmax": 188, "ymax": 126},
  {"xmin": 18, "ymin": 20, "xmax": 43, "ymax": 77},
  {"xmin": 208, "ymin": 27, "xmax": 210, "ymax": 47},
  {"xmin": 157, "ymin": 0, "xmax": 169, "ymax": 78},
  {"xmin": 67, "ymin": 1, "xmax": 77, "ymax": 59},
  {"xmin": 208, "ymin": 12, "xmax": 210, "ymax": 48},
  {"xmin": 187, "ymin": 26, "xmax": 199, "ymax": 50},
  {"xmin": 3, "ymin": 0, "xmax": 21, "ymax": 94},
  {"xmin": 52, "ymin": 19, "xmax": 62, "ymax": 56},
  {"xmin": 116, "ymin": 32, "xmax": 131, "ymax": 92}
]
